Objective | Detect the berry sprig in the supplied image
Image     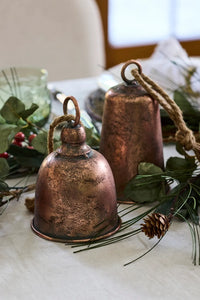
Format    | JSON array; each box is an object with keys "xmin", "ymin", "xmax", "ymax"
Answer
[
  {"xmin": 0, "ymin": 152, "xmax": 9, "ymax": 159},
  {"xmin": 13, "ymin": 132, "xmax": 25, "ymax": 147},
  {"xmin": 28, "ymin": 133, "xmax": 37, "ymax": 145},
  {"xmin": 12, "ymin": 132, "xmax": 37, "ymax": 149}
]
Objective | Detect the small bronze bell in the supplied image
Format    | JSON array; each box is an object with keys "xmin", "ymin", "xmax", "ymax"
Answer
[
  {"xmin": 100, "ymin": 60, "xmax": 164, "ymax": 203},
  {"xmin": 31, "ymin": 96, "xmax": 120, "ymax": 242}
]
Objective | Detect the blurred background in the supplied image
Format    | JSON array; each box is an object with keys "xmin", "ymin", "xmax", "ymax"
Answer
[
  {"xmin": 0, "ymin": 0, "xmax": 104, "ymax": 80},
  {"xmin": 0, "ymin": 0, "xmax": 200, "ymax": 80},
  {"xmin": 97, "ymin": 0, "xmax": 200, "ymax": 68}
]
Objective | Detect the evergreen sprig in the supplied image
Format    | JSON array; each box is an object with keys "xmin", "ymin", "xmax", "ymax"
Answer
[{"xmin": 71, "ymin": 143, "xmax": 200, "ymax": 266}]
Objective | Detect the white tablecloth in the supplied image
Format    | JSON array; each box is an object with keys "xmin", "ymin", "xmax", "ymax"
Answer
[{"xmin": 1, "ymin": 77, "xmax": 200, "ymax": 300}]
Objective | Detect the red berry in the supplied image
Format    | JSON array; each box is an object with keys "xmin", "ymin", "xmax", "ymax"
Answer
[
  {"xmin": 14, "ymin": 132, "xmax": 25, "ymax": 142},
  {"xmin": 0, "ymin": 152, "xmax": 9, "ymax": 159},
  {"xmin": 28, "ymin": 134, "xmax": 37, "ymax": 144},
  {"xmin": 13, "ymin": 140, "xmax": 22, "ymax": 147}
]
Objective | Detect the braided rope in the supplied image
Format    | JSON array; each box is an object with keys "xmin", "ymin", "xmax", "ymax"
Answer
[
  {"xmin": 131, "ymin": 68, "xmax": 200, "ymax": 161},
  {"xmin": 47, "ymin": 114, "xmax": 75, "ymax": 154}
]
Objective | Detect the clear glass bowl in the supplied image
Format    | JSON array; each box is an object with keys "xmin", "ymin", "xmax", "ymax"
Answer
[{"xmin": 0, "ymin": 67, "xmax": 51, "ymax": 126}]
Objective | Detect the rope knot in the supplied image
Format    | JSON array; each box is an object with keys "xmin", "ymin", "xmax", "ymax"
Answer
[{"xmin": 175, "ymin": 129, "xmax": 196, "ymax": 151}]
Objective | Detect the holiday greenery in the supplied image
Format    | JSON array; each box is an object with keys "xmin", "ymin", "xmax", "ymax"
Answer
[
  {"xmin": 1, "ymin": 70, "xmax": 200, "ymax": 265},
  {"xmin": 0, "ymin": 95, "xmax": 100, "ymax": 211}
]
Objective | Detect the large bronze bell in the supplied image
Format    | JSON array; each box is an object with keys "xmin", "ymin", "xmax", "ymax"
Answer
[
  {"xmin": 100, "ymin": 60, "xmax": 164, "ymax": 203},
  {"xmin": 31, "ymin": 96, "xmax": 120, "ymax": 242}
]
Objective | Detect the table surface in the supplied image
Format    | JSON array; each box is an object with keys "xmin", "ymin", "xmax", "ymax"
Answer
[{"xmin": 1, "ymin": 77, "xmax": 200, "ymax": 300}]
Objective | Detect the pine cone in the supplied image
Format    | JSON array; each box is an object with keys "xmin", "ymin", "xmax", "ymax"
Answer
[{"xmin": 141, "ymin": 213, "xmax": 170, "ymax": 239}]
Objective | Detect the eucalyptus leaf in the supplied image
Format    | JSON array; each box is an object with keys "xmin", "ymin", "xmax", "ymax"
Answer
[
  {"xmin": 124, "ymin": 162, "xmax": 166, "ymax": 203},
  {"xmin": 175, "ymin": 142, "xmax": 189, "ymax": 157},
  {"xmin": 0, "ymin": 158, "xmax": 9, "ymax": 179},
  {"xmin": 0, "ymin": 114, "xmax": 6, "ymax": 124},
  {"xmin": 166, "ymin": 156, "xmax": 197, "ymax": 182},
  {"xmin": 20, "ymin": 103, "xmax": 39, "ymax": 119},
  {"xmin": 1, "ymin": 97, "xmax": 25, "ymax": 123},
  {"xmin": 7, "ymin": 156, "xmax": 20, "ymax": 173},
  {"xmin": 124, "ymin": 173, "xmax": 165, "ymax": 203},
  {"xmin": 174, "ymin": 90, "xmax": 195, "ymax": 115},
  {"xmin": 80, "ymin": 111, "xmax": 100, "ymax": 147},
  {"xmin": 53, "ymin": 137, "xmax": 61, "ymax": 151},
  {"xmin": 0, "ymin": 123, "xmax": 20, "ymax": 153},
  {"xmin": 85, "ymin": 127, "xmax": 100, "ymax": 147},
  {"xmin": 8, "ymin": 144, "xmax": 44, "ymax": 168},
  {"xmin": 31, "ymin": 131, "xmax": 47, "ymax": 154},
  {"xmin": 138, "ymin": 162, "xmax": 163, "ymax": 175},
  {"xmin": 161, "ymin": 90, "xmax": 200, "ymax": 131},
  {"xmin": 16, "ymin": 117, "xmax": 27, "ymax": 127},
  {"xmin": 166, "ymin": 156, "xmax": 196, "ymax": 170},
  {"xmin": 174, "ymin": 90, "xmax": 200, "ymax": 131}
]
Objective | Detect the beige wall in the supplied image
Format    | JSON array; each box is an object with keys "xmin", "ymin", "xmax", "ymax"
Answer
[{"xmin": 0, "ymin": 0, "xmax": 105, "ymax": 81}]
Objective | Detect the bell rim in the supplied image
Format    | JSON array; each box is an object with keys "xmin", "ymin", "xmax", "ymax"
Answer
[{"xmin": 31, "ymin": 217, "xmax": 121, "ymax": 243}]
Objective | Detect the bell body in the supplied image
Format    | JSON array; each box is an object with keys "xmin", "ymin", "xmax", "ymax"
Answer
[
  {"xmin": 32, "ymin": 123, "xmax": 120, "ymax": 242},
  {"xmin": 100, "ymin": 81, "xmax": 164, "ymax": 201}
]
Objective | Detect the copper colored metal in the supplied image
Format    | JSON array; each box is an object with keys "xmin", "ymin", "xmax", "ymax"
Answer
[
  {"xmin": 31, "ymin": 96, "xmax": 120, "ymax": 242},
  {"xmin": 100, "ymin": 60, "xmax": 164, "ymax": 203}
]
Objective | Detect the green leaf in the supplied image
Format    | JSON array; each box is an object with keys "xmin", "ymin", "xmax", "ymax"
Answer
[
  {"xmin": 7, "ymin": 155, "xmax": 20, "ymax": 172},
  {"xmin": 0, "ymin": 123, "xmax": 20, "ymax": 153},
  {"xmin": 8, "ymin": 144, "xmax": 44, "ymax": 168},
  {"xmin": 1, "ymin": 97, "xmax": 25, "ymax": 123},
  {"xmin": 174, "ymin": 90, "xmax": 200, "ymax": 131},
  {"xmin": 166, "ymin": 156, "xmax": 197, "ymax": 182},
  {"xmin": 16, "ymin": 117, "xmax": 28, "ymax": 127},
  {"xmin": 20, "ymin": 103, "xmax": 39, "ymax": 119},
  {"xmin": 174, "ymin": 90, "xmax": 195, "ymax": 115},
  {"xmin": 31, "ymin": 131, "xmax": 48, "ymax": 154},
  {"xmin": 138, "ymin": 162, "xmax": 163, "ymax": 175},
  {"xmin": 0, "ymin": 114, "xmax": 6, "ymax": 124},
  {"xmin": 85, "ymin": 127, "xmax": 100, "ymax": 147},
  {"xmin": 124, "ymin": 163, "xmax": 165, "ymax": 203},
  {"xmin": 0, "ymin": 179, "xmax": 9, "ymax": 191},
  {"xmin": 166, "ymin": 156, "xmax": 196, "ymax": 170},
  {"xmin": 80, "ymin": 111, "xmax": 100, "ymax": 147},
  {"xmin": 175, "ymin": 142, "xmax": 189, "ymax": 157},
  {"xmin": 161, "ymin": 90, "xmax": 200, "ymax": 131},
  {"xmin": 0, "ymin": 158, "xmax": 9, "ymax": 179},
  {"xmin": 53, "ymin": 136, "xmax": 61, "ymax": 150},
  {"xmin": 124, "ymin": 174, "xmax": 165, "ymax": 203}
]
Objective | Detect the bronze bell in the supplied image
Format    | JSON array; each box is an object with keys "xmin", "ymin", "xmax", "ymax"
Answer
[
  {"xmin": 100, "ymin": 60, "xmax": 164, "ymax": 203},
  {"xmin": 31, "ymin": 96, "xmax": 120, "ymax": 242}
]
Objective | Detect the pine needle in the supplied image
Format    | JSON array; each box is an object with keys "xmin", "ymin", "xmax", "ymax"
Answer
[
  {"xmin": 10, "ymin": 67, "xmax": 17, "ymax": 97},
  {"xmin": 124, "ymin": 235, "xmax": 165, "ymax": 266},
  {"xmin": 72, "ymin": 229, "xmax": 142, "ymax": 253},
  {"xmin": 2, "ymin": 69, "xmax": 14, "ymax": 95}
]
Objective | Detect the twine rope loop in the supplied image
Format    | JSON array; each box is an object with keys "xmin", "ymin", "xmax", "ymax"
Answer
[
  {"xmin": 47, "ymin": 96, "xmax": 80, "ymax": 154},
  {"xmin": 129, "ymin": 63, "xmax": 200, "ymax": 161}
]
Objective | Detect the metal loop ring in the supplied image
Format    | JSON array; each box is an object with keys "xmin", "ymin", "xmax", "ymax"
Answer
[
  {"xmin": 63, "ymin": 96, "xmax": 80, "ymax": 127},
  {"xmin": 121, "ymin": 60, "xmax": 142, "ymax": 84}
]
